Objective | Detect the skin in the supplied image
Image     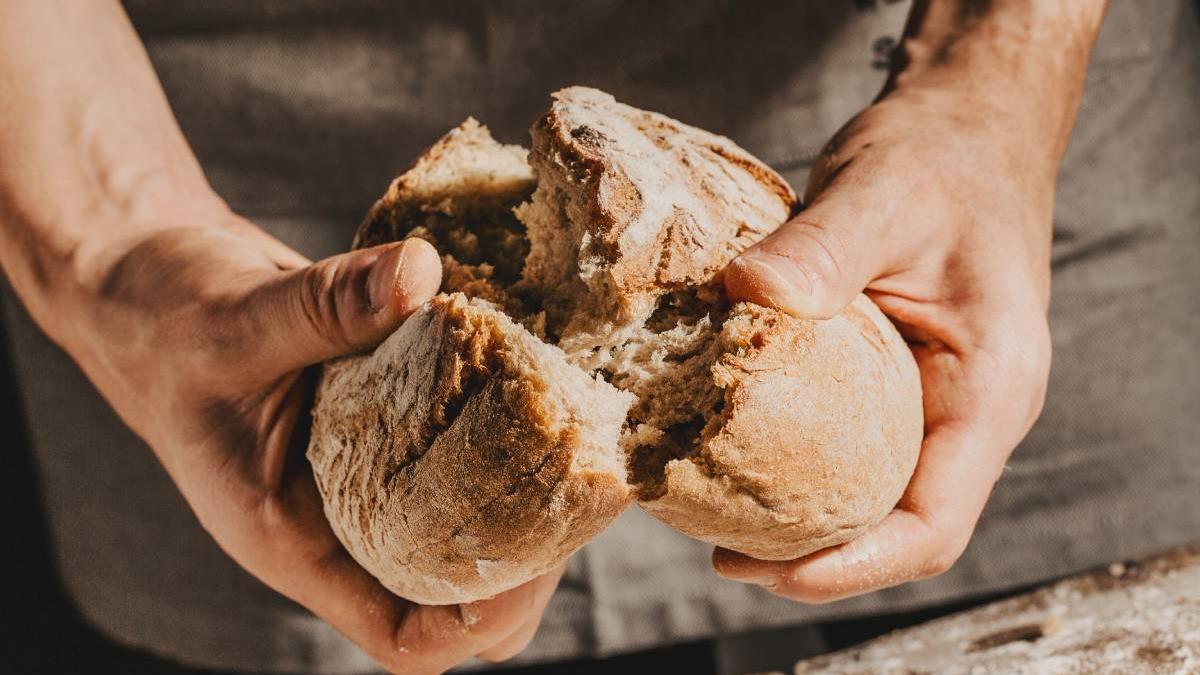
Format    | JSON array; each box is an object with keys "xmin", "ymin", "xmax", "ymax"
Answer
[
  {"xmin": 718, "ymin": 0, "xmax": 1109, "ymax": 601},
  {"xmin": 0, "ymin": 0, "xmax": 1107, "ymax": 671}
]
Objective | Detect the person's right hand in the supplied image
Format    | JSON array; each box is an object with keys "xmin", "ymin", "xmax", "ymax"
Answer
[{"xmin": 58, "ymin": 207, "xmax": 561, "ymax": 674}]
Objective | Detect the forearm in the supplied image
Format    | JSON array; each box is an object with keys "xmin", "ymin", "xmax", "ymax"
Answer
[
  {"xmin": 0, "ymin": 0, "xmax": 221, "ymax": 339},
  {"xmin": 890, "ymin": 0, "xmax": 1108, "ymax": 161}
]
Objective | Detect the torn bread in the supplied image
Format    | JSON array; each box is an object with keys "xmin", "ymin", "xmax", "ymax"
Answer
[
  {"xmin": 308, "ymin": 294, "xmax": 631, "ymax": 605},
  {"xmin": 308, "ymin": 87, "xmax": 923, "ymax": 604}
]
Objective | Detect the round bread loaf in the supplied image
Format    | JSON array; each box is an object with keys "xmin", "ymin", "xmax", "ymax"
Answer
[{"xmin": 307, "ymin": 87, "xmax": 923, "ymax": 604}]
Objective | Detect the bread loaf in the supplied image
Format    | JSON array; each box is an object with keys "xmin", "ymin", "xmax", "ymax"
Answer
[{"xmin": 307, "ymin": 87, "xmax": 923, "ymax": 604}]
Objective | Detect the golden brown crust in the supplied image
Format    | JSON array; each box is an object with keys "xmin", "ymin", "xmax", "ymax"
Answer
[
  {"xmin": 526, "ymin": 87, "xmax": 797, "ymax": 330},
  {"xmin": 355, "ymin": 118, "xmax": 535, "ymax": 309},
  {"xmin": 310, "ymin": 88, "xmax": 923, "ymax": 603},
  {"xmin": 538, "ymin": 89, "xmax": 795, "ymax": 287},
  {"xmin": 530, "ymin": 88, "xmax": 921, "ymax": 561},
  {"xmin": 308, "ymin": 295, "xmax": 631, "ymax": 604},
  {"xmin": 640, "ymin": 296, "xmax": 923, "ymax": 560},
  {"xmin": 354, "ymin": 118, "xmax": 534, "ymax": 252}
]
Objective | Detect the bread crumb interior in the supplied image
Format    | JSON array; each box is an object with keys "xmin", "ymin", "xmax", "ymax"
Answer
[{"xmin": 415, "ymin": 181, "xmax": 729, "ymax": 500}]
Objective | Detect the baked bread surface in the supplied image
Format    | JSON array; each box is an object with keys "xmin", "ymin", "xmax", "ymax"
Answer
[
  {"xmin": 308, "ymin": 88, "xmax": 923, "ymax": 604},
  {"xmin": 309, "ymin": 293, "xmax": 632, "ymax": 605}
]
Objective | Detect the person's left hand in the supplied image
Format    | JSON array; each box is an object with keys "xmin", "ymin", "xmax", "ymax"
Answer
[{"xmin": 712, "ymin": 79, "xmax": 1057, "ymax": 602}]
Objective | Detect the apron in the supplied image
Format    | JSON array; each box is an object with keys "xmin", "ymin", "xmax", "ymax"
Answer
[{"xmin": 2, "ymin": 1, "xmax": 1196, "ymax": 672}]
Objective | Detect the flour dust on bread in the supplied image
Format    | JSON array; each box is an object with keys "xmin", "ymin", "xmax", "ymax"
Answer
[{"xmin": 308, "ymin": 87, "xmax": 923, "ymax": 604}]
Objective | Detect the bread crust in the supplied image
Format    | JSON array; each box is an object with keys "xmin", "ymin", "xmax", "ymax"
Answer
[
  {"xmin": 529, "ymin": 88, "xmax": 921, "ymax": 561},
  {"xmin": 310, "ymin": 87, "xmax": 923, "ymax": 603},
  {"xmin": 641, "ymin": 297, "xmax": 923, "ymax": 560},
  {"xmin": 309, "ymin": 295, "xmax": 631, "ymax": 604},
  {"xmin": 354, "ymin": 117, "xmax": 534, "ymax": 252},
  {"xmin": 525, "ymin": 88, "xmax": 797, "ymax": 330}
]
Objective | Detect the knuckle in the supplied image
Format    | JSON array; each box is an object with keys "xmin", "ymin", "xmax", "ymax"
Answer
[
  {"xmin": 770, "ymin": 222, "xmax": 856, "ymax": 312},
  {"xmin": 298, "ymin": 261, "xmax": 352, "ymax": 352},
  {"xmin": 1020, "ymin": 314, "xmax": 1053, "ymax": 379},
  {"xmin": 921, "ymin": 551, "xmax": 956, "ymax": 578},
  {"xmin": 803, "ymin": 226, "xmax": 850, "ymax": 289},
  {"xmin": 969, "ymin": 307, "xmax": 1050, "ymax": 386},
  {"xmin": 1024, "ymin": 327, "xmax": 1052, "ymax": 422},
  {"xmin": 407, "ymin": 601, "xmax": 510, "ymax": 653},
  {"xmin": 245, "ymin": 493, "xmax": 315, "ymax": 561},
  {"xmin": 254, "ymin": 492, "xmax": 293, "ymax": 537}
]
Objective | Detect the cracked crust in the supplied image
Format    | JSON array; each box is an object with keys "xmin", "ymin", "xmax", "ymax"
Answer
[
  {"xmin": 310, "ymin": 87, "xmax": 923, "ymax": 602},
  {"xmin": 640, "ymin": 297, "xmax": 923, "ymax": 560},
  {"xmin": 522, "ymin": 87, "xmax": 796, "ymax": 335},
  {"xmin": 355, "ymin": 118, "xmax": 535, "ymax": 314},
  {"xmin": 527, "ymin": 88, "xmax": 921, "ymax": 561},
  {"xmin": 308, "ymin": 295, "xmax": 631, "ymax": 604}
]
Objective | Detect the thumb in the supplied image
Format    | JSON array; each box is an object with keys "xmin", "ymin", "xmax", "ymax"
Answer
[
  {"xmin": 243, "ymin": 238, "xmax": 442, "ymax": 376},
  {"xmin": 725, "ymin": 200, "xmax": 884, "ymax": 319}
]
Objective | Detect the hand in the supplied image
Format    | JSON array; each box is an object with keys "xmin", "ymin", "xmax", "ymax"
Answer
[
  {"xmin": 714, "ymin": 65, "xmax": 1063, "ymax": 602},
  {"xmin": 65, "ymin": 210, "xmax": 561, "ymax": 673},
  {"xmin": 712, "ymin": 0, "xmax": 1107, "ymax": 603}
]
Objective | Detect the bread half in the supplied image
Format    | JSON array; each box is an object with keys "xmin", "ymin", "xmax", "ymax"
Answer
[
  {"xmin": 308, "ymin": 121, "xmax": 632, "ymax": 605},
  {"xmin": 309, "ymin": 294, "xmax": 632, "ymax": 605}
]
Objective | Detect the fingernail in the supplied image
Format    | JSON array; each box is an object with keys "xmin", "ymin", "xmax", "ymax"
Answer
[
  {"xmin": 714, "ymin": 562, "xmax": 776, "ymax": 586},
  {"xmin": 366, "ymin": 242, "xmax": 410, "ymax": 313},
  {"xmin": 719, "ymin": 571, "xmax": 779, "ymax": 588},
  {"xmin": 741, "ymin": 573, "xmax": 780, "ymax": 587},
  {"xmin": 730, "ymin": 252, "xmax": 813, "ymax": 315}
]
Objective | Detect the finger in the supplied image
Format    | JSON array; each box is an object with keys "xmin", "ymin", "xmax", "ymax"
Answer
[
  {"xmin": 475, "ymin": 564, "xmax": 566, "ymax": 662},
  {"xmin": 299, "ymin": 550, "xmax": 548, "ymax": 674},
  {"xmin": 250, "ymin": 474, "xmax": 548, "ymax": 675},
  {"xmin": 713, "ymin": 420, "xmax": 995, "ymax": 602},
  {"xmin": 237, "ymin": 237, "xmax": 441, "ymax": 379},
  {"xmin": 725, "ymin": 195, "xmax": 894, "ymax": 319}
]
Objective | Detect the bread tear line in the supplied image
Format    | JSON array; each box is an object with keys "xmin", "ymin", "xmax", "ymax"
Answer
[{"xmin": 308, "ymin": 87, "xmax": 923, "ymax": 604}]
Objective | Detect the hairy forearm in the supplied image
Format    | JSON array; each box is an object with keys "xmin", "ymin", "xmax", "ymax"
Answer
[
  {"xmin": 0, "ymin": 0, "xmax": 220, "ymax": 337},
  {"xmin": 890, "ymin": 0, "xmax": 1108, "ymax": 160}
]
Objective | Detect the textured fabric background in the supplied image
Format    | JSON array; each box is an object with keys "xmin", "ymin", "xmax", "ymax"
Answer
[{"xmin": 1, "ymin": 1, "xmax": 1196, "ymax": 672}]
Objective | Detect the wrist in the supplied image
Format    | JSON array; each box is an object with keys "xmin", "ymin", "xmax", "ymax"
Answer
[
  {"xmin": 887, "ymin": 0, "xmax": 1107, "ymax": 161},
  {"xmin": 1, "ymin": 174, "xmax": 228, "ymax": 347},
  {"xmin": 0, "ymin": 0, "xmax": 226, "ymax": 344}
]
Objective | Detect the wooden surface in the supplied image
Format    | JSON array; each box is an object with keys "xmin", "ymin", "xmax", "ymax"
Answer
[{"xmin": 794, "ymin": 545, "xmax": 1200, "ymax": 675}]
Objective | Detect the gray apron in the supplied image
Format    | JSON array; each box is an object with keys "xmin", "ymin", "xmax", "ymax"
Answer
[{"xmin": 2, "ymin": 2, "xmax": 1196, "ymax": 672}]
